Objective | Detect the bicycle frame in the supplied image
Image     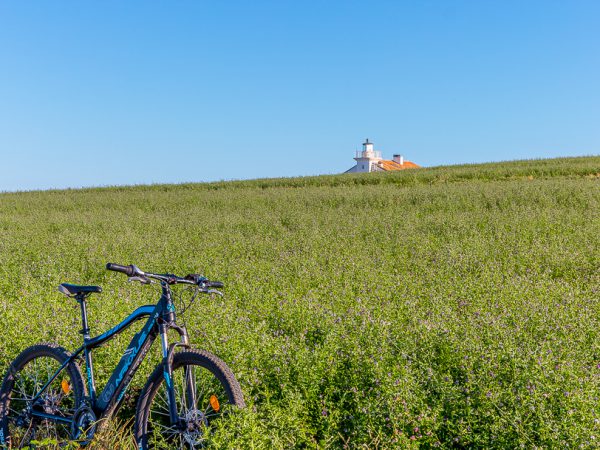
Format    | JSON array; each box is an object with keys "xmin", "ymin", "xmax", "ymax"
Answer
[{"xmin": 29, "ymin": 281, "xmax": 188, "ymax": 426}]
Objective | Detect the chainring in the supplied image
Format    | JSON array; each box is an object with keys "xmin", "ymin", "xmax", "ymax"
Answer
[{"xmin": 71, "ymin": 405, "xmax": 97, "ymax": 445}]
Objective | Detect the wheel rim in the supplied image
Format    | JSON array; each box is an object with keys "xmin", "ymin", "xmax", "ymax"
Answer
[
  {"xmin": 146, "ymin": 363, "xmax": 231, "ymax": 449},
  {"xmin": 5, "ymin": 355, "xmax": 77, "ymax": 448}
]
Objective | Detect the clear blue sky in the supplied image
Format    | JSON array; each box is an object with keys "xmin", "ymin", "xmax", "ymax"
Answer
[{"xmin": 1, "ymin": 1, "xmax": 598, "ymax": 191}]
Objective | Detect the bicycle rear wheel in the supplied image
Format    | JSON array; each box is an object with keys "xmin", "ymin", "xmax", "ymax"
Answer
[
  {"xmin": 0, "ymin": 344, "xmax": 85, "ymax": 448},
  {"xmin": 135, "ymin": 349, "xmax": 245, "ymax": 449}
]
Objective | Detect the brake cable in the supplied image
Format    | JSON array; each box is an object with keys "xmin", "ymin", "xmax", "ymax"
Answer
[{"xmin": 177, "ymin": 285, "xmax": 201, "ymax": 318}]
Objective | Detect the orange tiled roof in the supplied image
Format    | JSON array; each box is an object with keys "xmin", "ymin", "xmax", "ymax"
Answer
[{"xmin": 377, "ymin": 159, "xmax": 420, "ymax": 171}]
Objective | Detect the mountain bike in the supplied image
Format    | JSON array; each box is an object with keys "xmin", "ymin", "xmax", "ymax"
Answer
[{"xmin": 0, "ymin": 263, "xmax": 245, "ymax": 449}]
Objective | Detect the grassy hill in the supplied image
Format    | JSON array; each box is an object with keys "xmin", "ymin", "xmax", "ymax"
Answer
[{"xmin": 0, "ymin": 156, "xmax": 599, "ymax": 448}]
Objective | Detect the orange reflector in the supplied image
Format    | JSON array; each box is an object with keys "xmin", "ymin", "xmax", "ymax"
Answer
[
  {"xmin": 209, "ymin": 394, "xmax": 220, "ymax": 412},
  {"xmin": 61, "ymin": 379, "xmax": 71, "ymax": 395}
]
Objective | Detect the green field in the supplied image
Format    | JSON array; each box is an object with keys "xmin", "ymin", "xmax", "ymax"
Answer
[{"xmin": 0, "ymin": 156, "xmax": 599, "ymax": 448}]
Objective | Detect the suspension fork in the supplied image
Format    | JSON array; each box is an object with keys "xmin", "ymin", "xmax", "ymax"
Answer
[
  {"xmin": 160, "ymin": 320, "xmax": 192, "ymax": 425},
  {"xmin": 170, "ymin": 324, "xmax": 196, "ymax": 411},
  {"xmin": 159, "ymin": 323, "xmax": 178, "ymax": 425}
]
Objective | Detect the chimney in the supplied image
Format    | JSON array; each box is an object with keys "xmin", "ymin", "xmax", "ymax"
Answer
[{"xmin": 393, "ymin": 154, "xmax": 404, "ymax": 165}]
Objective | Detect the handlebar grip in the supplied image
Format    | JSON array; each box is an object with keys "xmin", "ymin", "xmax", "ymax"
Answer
[
  {"xmin": 106, "ymin": 263, "xmax": 135, "ymax": 277},
  {"xmin": 207, "ymin": 281, "xmax": 224, "ymax": 288}
]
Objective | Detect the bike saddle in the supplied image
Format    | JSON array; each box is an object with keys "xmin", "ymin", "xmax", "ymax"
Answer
[{"xmin": 58, "ymin": 283, "xmax": 102, "ymax": 297}]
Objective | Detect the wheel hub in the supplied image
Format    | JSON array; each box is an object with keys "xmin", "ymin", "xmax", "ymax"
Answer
[
  {"xmin": 182, "ymin": 408, "xmax": 208, "ymax": 445},
  {"xmin": 32, "ymin": 394, "xmax": 59, "ymax": 416}
]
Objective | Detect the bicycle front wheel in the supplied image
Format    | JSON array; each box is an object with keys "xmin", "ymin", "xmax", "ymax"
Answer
[{"xmin": 134, "ymin": 349, "xmax": 245, "ymax": 449}]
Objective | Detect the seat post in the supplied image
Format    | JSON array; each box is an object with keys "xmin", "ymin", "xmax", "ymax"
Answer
[{"xmin": 76, "ymin": 294, "xmax": 91, "ymax": 338}]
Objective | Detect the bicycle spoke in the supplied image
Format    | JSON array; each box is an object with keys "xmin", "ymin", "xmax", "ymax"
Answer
[
  {"xmin": 3, "ymin": 353, "xmax": 80, "ymax": 447},
  {"xmin": 149, "ymin": 407, "xmax": 170, "ymax": 417},
  {"xmin": 144, "ymin": 359, "xmax": 235, "ymax": 449}
]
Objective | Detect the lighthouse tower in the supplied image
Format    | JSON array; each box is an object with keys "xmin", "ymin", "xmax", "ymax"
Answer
[{"xmin": 353, "ymin": 139, "xmax": 382, "ymax": 172}]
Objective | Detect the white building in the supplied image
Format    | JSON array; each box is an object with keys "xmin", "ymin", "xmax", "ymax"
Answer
[{"xmin": 345, "ymin": 139, "xmax": 420, "ymax": 173}]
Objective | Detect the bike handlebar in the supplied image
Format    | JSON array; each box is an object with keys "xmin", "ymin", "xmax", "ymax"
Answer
[
  {"xmin": 106, "ymin": 262, "xmax": 223, "ymax": 289},
  {"xmin": 106, "ymin": 263, "xmax": 136, "ymax": 277}
]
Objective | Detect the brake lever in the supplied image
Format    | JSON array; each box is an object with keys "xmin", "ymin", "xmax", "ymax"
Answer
[
  {"xmin": 204, "ymin": 288, "xmax": 223, "ymax": 297},
  {"xmin": 128, "ymin": 276, "xmax": 152, "ymax": 285}
]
